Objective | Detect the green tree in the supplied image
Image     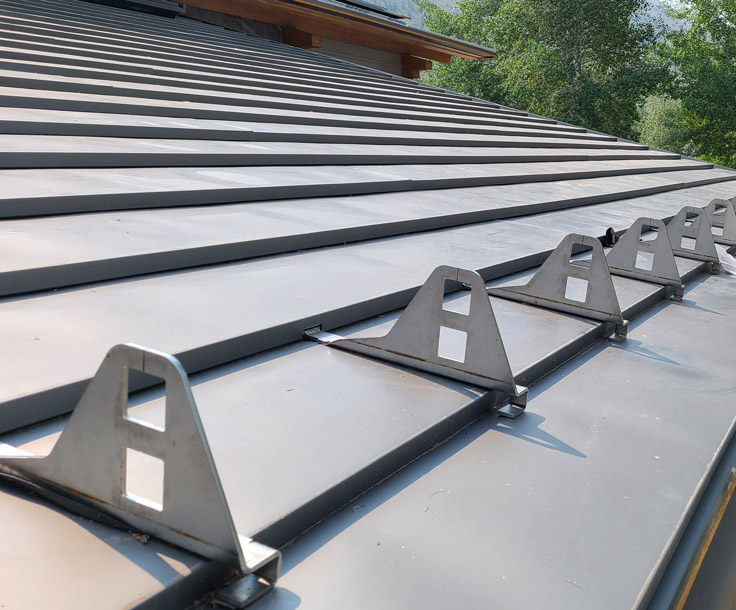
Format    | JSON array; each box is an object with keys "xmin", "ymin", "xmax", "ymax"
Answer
[
  {"xmin": 418, "ymin": 0, "xmax": 505, "ymax": 100},
  {"xmin": 419, "ymin": 0, "xmax": 666, "ymax": 140},
  {"xmin": 658, "ymin": 0, "xmax": 736, "ymax": 167},
  {"xmin": 635, "ymin": 94, "xmax": 691, "ymax": 154}
]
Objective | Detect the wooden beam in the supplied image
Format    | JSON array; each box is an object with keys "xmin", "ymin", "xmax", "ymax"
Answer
[
  {"xmin": 427, "ymin": 51, "xmax": 452, "ymax": 64},
  {"xmin": 282, "ymin": 27, "xmax": 323, "ymax": 49},
  {"xmin": 401, "ymin": 54, "xmax": 433, "ymax": 79},
  {"xmin": 179, "ymin": 0, "xmax": 493, "ymax": 62}
]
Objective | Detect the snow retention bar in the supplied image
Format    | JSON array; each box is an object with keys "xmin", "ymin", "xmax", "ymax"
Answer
[{"xmin": 306, "ymin": 210, "xmax": 728, "ymax": 423}]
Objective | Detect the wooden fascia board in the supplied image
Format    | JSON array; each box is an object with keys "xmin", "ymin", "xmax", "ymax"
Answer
[{"xmin": 180, "ymin": 0, "xmax": 495, "ymax": 61}]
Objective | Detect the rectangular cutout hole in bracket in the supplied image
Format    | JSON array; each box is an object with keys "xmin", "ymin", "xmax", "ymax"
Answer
[
  {"xmin": 437, "ymin": 326, "xmax": 468, "ymax": 363},
  {"xmin": 681, "ymin": 236, "xmax": 697, "ymax": 251},
  {"xmin": 635, "ymin": 251, "xmax": 654, "ymax": 271},
  {"xmin": 125, "ymin": 368, "xmax": 166, "ymax": 432},
  {"xmin": 441, "ymin": 280, "xmax": 471, "ymax": 316},
  {"xmin": 712, "ymin": 226, "xmax": 724, "ymax": 236},
  {"xmin": 564, "ymin": 276, "xmax": 589, "ymax": 303},
  {"xmin": 124, "ymin": 448, "xmax": 164, "ymax": 512}
]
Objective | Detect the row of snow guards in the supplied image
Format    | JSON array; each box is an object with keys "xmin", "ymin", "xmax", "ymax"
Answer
[
  {"xmin": 2, "ymin": 0, "xmax": 736, "ymax": 608},
  {"xmin": 2, "ymin": 195, "xmax": 736, "ymax": 609},
  {"xmin": 307, "ymin": 198, "xmax": 736, "ymax": 414}
]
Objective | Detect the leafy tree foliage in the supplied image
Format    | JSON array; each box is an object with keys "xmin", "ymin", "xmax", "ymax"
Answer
[
  {"xmin": 419, "ymin": 0, "xmax": 666, "ymax": 139},
  {"xmin": 418, "ymin": 0, "xmax": 505, "ymax": 99},
  {"xmin": 635, "ymin": 94, "xmax": 691, "ymax": 154},
  {"xmin": 656, "ymin": 0, "xmax": 736, "ymax": 167}
]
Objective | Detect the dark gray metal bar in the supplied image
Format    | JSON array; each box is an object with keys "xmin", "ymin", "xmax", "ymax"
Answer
[
  {"xmin": 0, "ymin": 94, "xmax": 626, "ymax": 143},
  {"xmin": 0, "ymin": 158, "xmax": 713, "ymax": 218},
  {"xmin": 1, "ymin": 183, "xmax": 734, "ymax": 433},
  {"xmin": 1, "ymin": 173, "xmax": 733, "ymax": 297},
  {"xmin": 0, "ymin": 136, "xmax": 679, "ymax": 169}
]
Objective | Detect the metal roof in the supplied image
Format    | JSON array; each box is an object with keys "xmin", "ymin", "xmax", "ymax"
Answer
[
  {"xmin": 306, "ymin": 0, "xmax": 411, "ymax": 21},
  {"xmin": 1, "ymin": 1, "xmax": 736, "ymax": 609}
]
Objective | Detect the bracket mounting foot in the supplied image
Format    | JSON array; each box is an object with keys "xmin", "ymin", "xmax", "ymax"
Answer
[
  {"xmin": 497, "ymin": 385, "xmax": 528, "ymax": 419},
  {"xmin": 216, "ymin": 574, "xmax": 275, "ymax": 609},
  {"xmin": 609, "ymin": 320, "xmax": 629, "ymax": 342}
]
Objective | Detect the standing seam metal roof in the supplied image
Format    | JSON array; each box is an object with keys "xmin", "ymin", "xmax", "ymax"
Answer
[{"xmin": 1, "ymin": 1, "xmax": 736, "ymax": 609}]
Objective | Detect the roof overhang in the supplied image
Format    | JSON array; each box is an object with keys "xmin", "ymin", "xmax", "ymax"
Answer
[{"xmin": 180, "ymin": 0, "xmax": 497, "ymax": 62}]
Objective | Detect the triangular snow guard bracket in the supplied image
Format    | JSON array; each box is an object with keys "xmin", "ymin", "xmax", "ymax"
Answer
[
  {"xmin": 606, "ymin": 217, "xmax": 684, "ymax": 300},
  {"xmin": 0, "ymin": 344, "xmax": 281, "ymax": 602},
  {"xmin": 305, "ymin": 265, "xmax": 527, "ymax": 418},
  {"xmin": 702, "ymin": 198, "xmax": 736, "ymax": 246},
  {"xmin": 489, "ymin": 234, "xmax": 628, "ymax": 341},
  {"xmin": 666, "ymin": 206, "xmax": 720, "ymax": 270}
]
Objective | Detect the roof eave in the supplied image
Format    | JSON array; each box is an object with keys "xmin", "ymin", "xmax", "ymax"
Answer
[{"xmin": 181, "ymin": 0, "xmax": 497, "ymax": 61}]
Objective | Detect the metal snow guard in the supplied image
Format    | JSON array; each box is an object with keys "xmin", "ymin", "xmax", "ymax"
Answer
[
  {"xmin": 606, "ymin": 217, "xmax": 685, "ymax": 300},
  {"xmin": 0, "ymin": 344, "xmax": 281, "ymax": 608},
  {"xmin": 489, "ymin": 234, "xmax": 628, "ymax": 341},
  {"xmin": 666, "ymin": 206, "xmax": 720, "ymax": 270},
  {"xmin": 306, "ymin": 265, "xmax": 528, "ymax": 418}
]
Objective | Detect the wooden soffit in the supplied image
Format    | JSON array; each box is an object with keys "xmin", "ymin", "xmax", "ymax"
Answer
[{"xmin": 180, "ymin": 0, "xmax": 496, "ymax": 62}]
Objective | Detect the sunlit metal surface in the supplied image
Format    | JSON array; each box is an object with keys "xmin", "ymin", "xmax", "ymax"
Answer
[{"xmin": 0, "ymin": 0, "xmax": 735, "ymax": 608}]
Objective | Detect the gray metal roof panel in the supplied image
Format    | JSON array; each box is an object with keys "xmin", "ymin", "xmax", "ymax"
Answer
[
  {"xmin": 1, "ymin": 181, "xmax": 733, "ymax": 432},
  {"xmin": 1, "ymin": 88, "xmax": 626, "ymax": 142},
  {"xmin": 0, "ymin": 159, "xmax": 712, "ymax": 218},
  {"xmin": 0, "ymin": 136, "xmax": 682, "ymax": 170},
  {"xmin": 0, "ymin": 98, "xmax": 629, "ymax": 145},
  {"xmin": 246, "ymin": 272, "xmax": 736, "ymax": 610},
  {"xmin": 0, "ymin": 256, "xmax": 703, "ymax": 543},
  {"xmin": 0, "ymin": 172, "xmax": 733, "ymax": 298},
  {"xmin": 0, "ymin": 0, "xmax": 735, "ymax": 608},
  {"xmin": 0, "ymin": 483, "xmax": 228, "ymax": 609}
]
